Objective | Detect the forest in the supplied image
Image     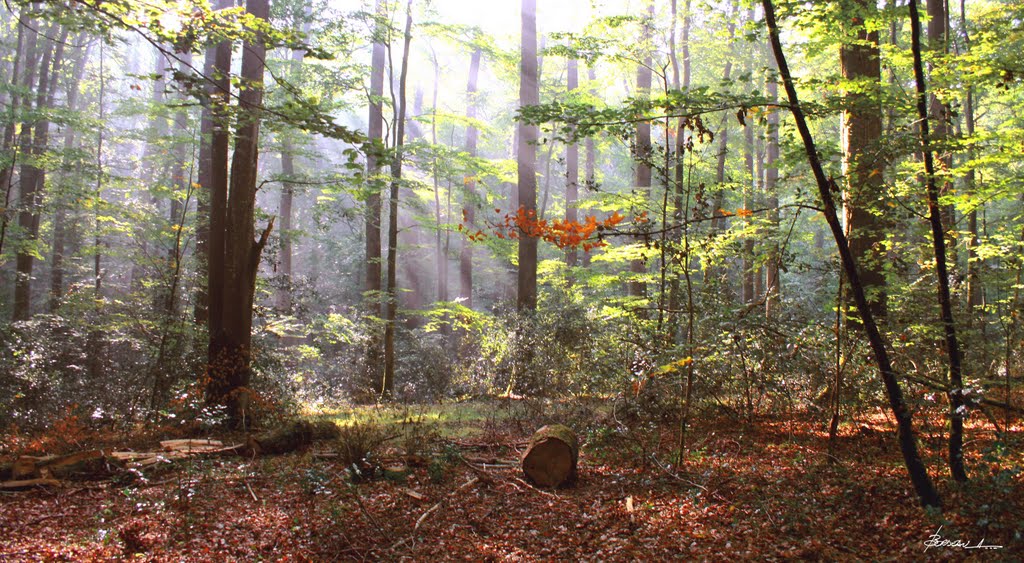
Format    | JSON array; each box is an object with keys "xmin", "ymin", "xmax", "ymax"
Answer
[{"xmin": 0, "ymin": 0, "xmax": 1022, "ymax": 559}]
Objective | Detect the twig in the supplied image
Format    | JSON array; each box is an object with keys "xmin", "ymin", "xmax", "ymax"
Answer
[
  {"xmin": 339, "ymin": 477, "xmax": 387, "ymax": 540},
  {"xmin": 244, "ymin": 479, "xmax": 259, "ymax": 502},
  {"xmin": 512, "ymin": 477, "xmax": 557, "ymax": 498},
  {"xmin": 414, "ymin": 477, "xmax": 479, "ymax": 533}
]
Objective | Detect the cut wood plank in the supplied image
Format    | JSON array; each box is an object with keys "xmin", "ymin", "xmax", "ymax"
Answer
[
  {"xmin": 521, "ymin": 424, "xmax": 579, "ymax": 488},
  {"xmin": 0, "ymin": 478, "xmax": 62, "ymax": 490},
  {"xmin": 160, "ymin": 439, "xmax": 224, "ymax": 452}
]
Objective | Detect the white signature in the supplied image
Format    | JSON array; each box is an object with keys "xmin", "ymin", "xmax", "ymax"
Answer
[{"xmin": 924, "ymin": 526, "xmax": 1004, "ymax": 551}]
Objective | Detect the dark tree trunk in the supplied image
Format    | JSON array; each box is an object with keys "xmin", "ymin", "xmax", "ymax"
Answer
[
  {"xmin": 459, "ymin": 47, "xmax": 482, "ymax": 308},
  {"xmin": 762, "ymin": 0, "xmax": 942, "ymax": 509},
  {"xmin": 382, "ymin": 0, "xmax": 414, "ymax": 400},
  {"xmin": 516, "ymin": 0, "xmax": 539, "ymax": 311},
  {"xmin": 207, "ymin": 0, "xmax": 274, "ymax": 427},
  {"xmin": 0, "ymin": 13, "xmax": 29, "ymax": 260},
  {"xmin": 908, "ymin": 0, "xmax": 968, "ymax": 483},
  {"xmin": 11, "ymin": 21, "xmax": 46, "ymax": 320},
  {"xmin": 197, "ymin": 0, "xmax": 233, "ymax": 329}
]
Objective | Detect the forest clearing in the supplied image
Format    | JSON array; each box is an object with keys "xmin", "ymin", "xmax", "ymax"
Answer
[{"xmin": 1, "ymin": 0, "xmax": 1023, "ymax": 559}]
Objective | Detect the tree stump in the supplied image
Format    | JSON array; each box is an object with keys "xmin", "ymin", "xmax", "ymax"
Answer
[{"xmin": 521, "ymin": 424, "xmax": 579, "ymax": 487}]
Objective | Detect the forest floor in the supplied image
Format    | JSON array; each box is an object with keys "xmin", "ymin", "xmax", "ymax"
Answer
[{"xmin": 1, "ymin": 400, "xmax": 1022, "ymax": 561}]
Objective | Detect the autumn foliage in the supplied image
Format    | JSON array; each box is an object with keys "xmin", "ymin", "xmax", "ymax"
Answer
[{"xmin": 459, "ymin": 206, "xmax": 627, "ymax": 252}]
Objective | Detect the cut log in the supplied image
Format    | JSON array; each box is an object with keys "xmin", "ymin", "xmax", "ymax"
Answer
[
  {"xmin": 43, "ymin": 450, "xmax": 118, "ymax": 480},
  {"xmin": 246, "ymin": 420, "xmax": 340, "ymax": 456},
  {"xmin": 521, "ymin": 424, "xmax": 579, "ymax": 488}
]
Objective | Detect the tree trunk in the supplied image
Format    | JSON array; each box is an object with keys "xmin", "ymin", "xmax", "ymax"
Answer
[
  {"xmin": 762, "ymin": 0, "xmax": 942, "ymax": 509},
  {"xmin": 521, "ymin": 424, "xmax": 578, "ymax": 487},
  {"xmin": 926, "ymin": 0, "xmax": 956, "ymax": 264},
  {"xmin": 208, "ymin": 0, "xmax": 274, "ymax": 428},
  {"xmin": 197, "ymin": 0, "xmax": 233, "ymax": 329},
  {"xmin": 49, "ymin": 37, "xmax": 90, "ymax": 312},
  {"xmin": 628, "ymin": 3, "xmax": 653, "ymax": 300},
  {"xmin": 11, "ymin": 20, "xmax": 46, "ymax": 320},
  {"xmin": 908, "ymin": 0, "xmax": 968, "ymax": 483},
  {"xmin": 382, "ymin": 0, "xmax": 414, "ymax": 400},
  {"xmin": 764, "ymin": 45, "xmax": 780, "ymax": 319},
  {"xmin": 582, "ymin": 66, "xmax": 597, "ymax": 268},
  {"xmin": 517, "ymin": 0, "xmax": 539, "ymax": 311},
  {"xmin": 841, "ymin": 0, "xmax": 887, "ymax": 323},
  {"xmin": 459, "ymin": 47, "xmax": 482, "ymax": 308}
]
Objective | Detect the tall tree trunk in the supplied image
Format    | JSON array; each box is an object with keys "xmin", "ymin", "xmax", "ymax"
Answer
[
  {"xmin": 908, "ymin": 0, "xmax": 968, "ymax": 483},
  {"xmin": 628, "ymin": 2, "xmax": 654, "ymax": 300},
  {"xmin": 459, "ymin": 47, "xmax": 482, "ymax": 308},
  {"xmin": 841, "ymin": 0, "xmax": 887, "ymax": 322},
  {"xmin": 381, "ymin": 0, "xmax": 414, "ymax": 400},
  {"xmin": 365, "ymin": 0, "xmax": 386, "ymax": 312},
  {"xmin": 516, "ymin": 0, "xmax": 539, "ymax": 311},
  {"xmin": 208, "ymin": 0, "xmax": 274, "ymax": 427},
  {"xmin": 583, "ymin": 67, "xmax": 597, "ymax": 268},
  {"xmin": 50, "ymin": 38, "xmax": 90, "ymax": 312},
  {"xmin": 196, "ymin": 0, "xmax": 233, "ymax": 328},
  {"xmin": 565, "ymin": 60, "xmax": 580, "ymax": 269},
  {"xmin": 762, "ymin": 0, "xmax": 942, "ymax": 509},
  {"xmin": 959, "ymin": 0, "xmax": 982, "ymax": 326},
  {"xmin": 741, "ymin": 8, "xmax": 756, "ymax": 305},
  {"xmin": 11, "ymin": 20, "xmax": 47, "ymax": 320},
  {"xmin": 926, "ymin": 0, "xmax": 956, "ymax": 263},
  {"xmin": 431, "ymin": 57, "xmax": 447, "ymax": 303},
  {"xmin": 276, "ymin": 6, "xmax": 308, "ymax": 314},
  {"xmin": 0, "ymin": 14, "xmax": 29, "ymax": 260}
]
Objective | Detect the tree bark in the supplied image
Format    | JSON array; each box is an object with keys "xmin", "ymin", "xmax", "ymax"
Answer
[
  {"xmin": 841, "ymin": 0, "xmax": 887, "ymax": 322},
  {"xmin": 517, "ymin": 0, "xmax": 539, "ymax": 311},
  {"xmin": 762, "ymin": 0, "xmax": 942, "ymax": 509}
]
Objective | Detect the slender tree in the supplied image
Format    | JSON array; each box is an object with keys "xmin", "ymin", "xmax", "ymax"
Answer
[
  {"xmin": 908, "ymin": 0, "xmax": 968, "ymax": 483},
  {"xmin": 381, "ymin": 0, "xmax": 414, "ymax": 399},
  {"xmin": 459, "ymin": 46, "xmax": 482, "ymax": 308},
  {"xmin": 565, "ymin": 57, "xmax": 579, "ymax": 268}
]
